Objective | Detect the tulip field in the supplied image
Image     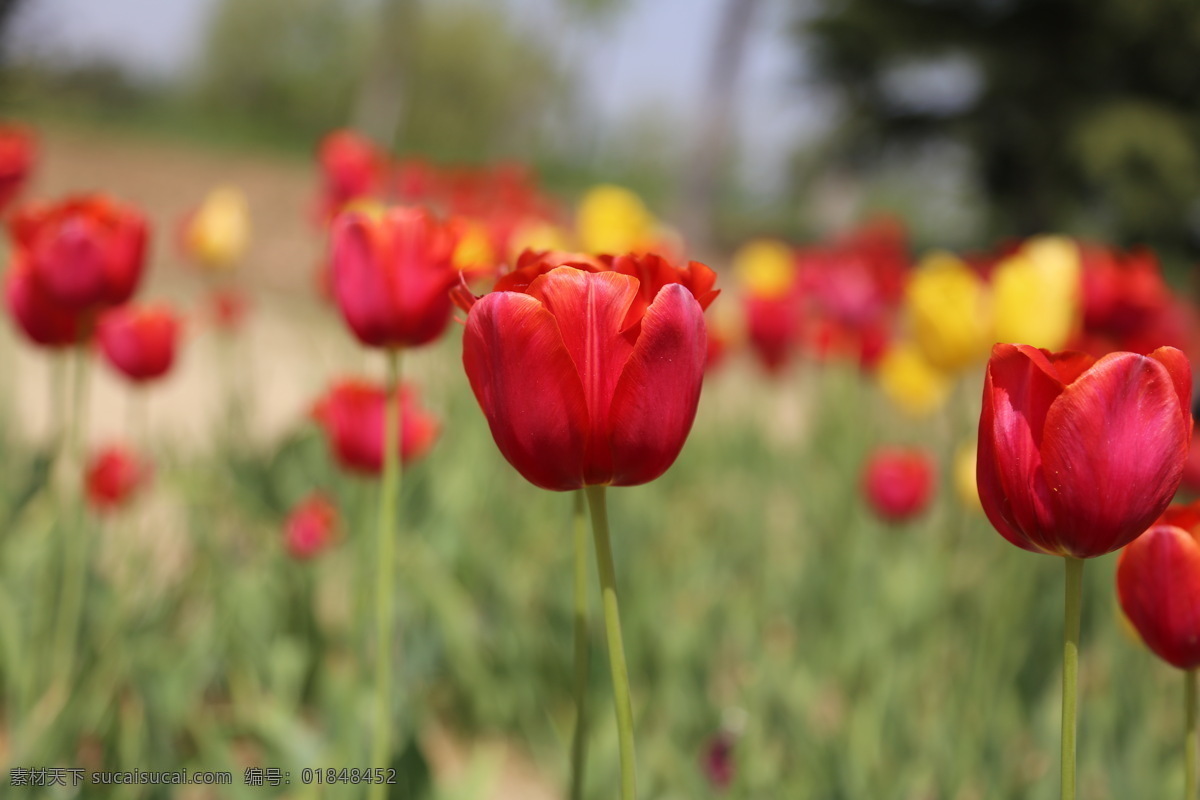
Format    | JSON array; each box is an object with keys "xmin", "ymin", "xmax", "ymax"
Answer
[{"xmin": 2, "ymin": 122, "xmax": 1200, "ymax": 800}]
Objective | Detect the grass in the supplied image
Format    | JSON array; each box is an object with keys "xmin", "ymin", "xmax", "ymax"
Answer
[{"xmin": 0, "ymin": 325, "xmax": 1190, "ymax": 799}]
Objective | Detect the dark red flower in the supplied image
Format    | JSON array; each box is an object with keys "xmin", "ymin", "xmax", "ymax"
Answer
[
  {"xmin": 1117, "ymin": 503, "xmax": 1200, "ymax": 669},
  {"xmin": 862, "ymin": 446, "xmax": 935, "ymax": 523},
  {"xmin": 312, "ymin": 379, "xmax": 440, "ymax": 475},
  {"xmin": 85, "ymin": 445, "xmax": 151, "ymax": 512},
  {"xmin": 700, "ymin": 732, "xmax": 735, "ymax": 791},
  {"xmin": 5, "ymin": 253, "xmax": 83, "ymax": 348},
  {"xmin": 977, "ymin": 343, "xmax": 1192, "ymax": 557},
  {"xmin": 329, "ymin": 206, "xmax": 460, "ymax": 348},
  {"xmin": 284, "ymin": 493, "xmax": 340, "ymax": 560},
  {"xmin": 462, "ymin": 261, "xmax": 712, "ymax": 490},
  {"xmin": 97, "ymin": 303, "xmax": 181, "ymax": 383},
  {"xmin": 10, "ymin": 194, "xmax": 147, "ymax": 313}
]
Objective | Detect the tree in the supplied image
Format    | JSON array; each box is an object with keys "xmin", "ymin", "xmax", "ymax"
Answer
[{"xmin": 802, "ymin": 0, "xmax": 1200, "ymax": 256}]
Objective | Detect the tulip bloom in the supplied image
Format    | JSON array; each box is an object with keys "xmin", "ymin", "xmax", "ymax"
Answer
[
  {"xmin": 284, "ymin": 493, "xmax": 340, "ymax": 560},
  {"xmin": 978, "ymin": 343, "xmax": 1191, "ymax": 558},
  {"xmin": 179, "ymin": 185, "xmax": 250, "ymax": 270},
  {"xmin": 204, "ymin": 288, "xmax": 250, "ymax": 333},
  {"xmin": 5, "ymin": 254, "xmax": 82, "ymax": 348},
  {"xmin": 312, "ymin": 379, "xmax": 439, "ymax": 475},
  {"xmin": 992, "ymin": 236, "xmax": 1081, "ymax": 352},
  {"xmin": 97, "ymin": 304, "xmax": 181, "ymax": 383},
  {"xmin": 862, "ymin": 446, "xmax": 935, "ymax": 523},
  {"xmin": 876, "ymin": 342, "xmax": 950, "ymax": 416},
  {"xmin": 462, "ymin": 259, "xmax": 713, "ymax": 491},
  {"xmin": 10, "ymin": 194, "xmax": 147, "ymax": 313},
  {"xmin": 1117, "ymin": 506, "xmax": 1200, "ymax": 670},
  {"xmin": 0, "ymin": 124, "xmax": 36, "ymax": 212},
  {"xmin": 317, "ymin": 129, "xmax": 385, "ymax": 221},
  {"xmin": 907, "ymin": 252, "xmax": 993, "ymax": 372},
  {"xmin": 85, "ymin": 445, "xmax": 151, "ymax": 512},
  {"xmin": 1116, "ymin": 502, "xmax": 1200, "ymax": 797},
  {"xmin": 575, "ymin": 184, "xmax": 655, "ymax": 255},
  {"xmin": 329, "ymin": 206, "xmax": 460, "ymax": 349}
]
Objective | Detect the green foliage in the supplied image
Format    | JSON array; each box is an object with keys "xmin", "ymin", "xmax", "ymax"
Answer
[
  {"xmin": 803, "ymin": 0, "xmax": 1200, "ymax": 256},
  {"xmin": 1, "ymin": 337, "xmax": 1192, "ymax": 797}
]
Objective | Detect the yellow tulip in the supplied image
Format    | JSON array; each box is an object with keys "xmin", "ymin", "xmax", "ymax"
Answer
[
  {"xmin": 992, "ymin": 235, "xmax": 1080, "ymax": 350},
  {"xmin": 732, "ymin": 239, "xmax": 795, "ymax": 299},
  {"xmin": 954, "ymin": 443, "xmax": 982, "ymax": 512},
  {"xmin": 507, "ymin": 220, "xmax": 571, "ymax": 258},
  {"xmin": 906, "ymin": 251, "xmax": 993, "ymax": 372},
  {"xmin": 576, "ymin": 184, "xmax": 654, "ymax": 255},
  {"xmin": 452, "ymin": 219, "xmax": 496, "ymax": 276},
  {"xmin": 184, "ymin": 186, "xmax": 250, "ymax": 271},
  {"xmin": 877, "ymin": 342, "xmax": 951, "ymax": 416}
]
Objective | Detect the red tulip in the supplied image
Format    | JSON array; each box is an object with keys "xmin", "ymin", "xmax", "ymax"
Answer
[
  {"xmin": 97, "ymin": 304, "xmax": 181, "ymax": 383},
  {"xmin": 977, "ymin": 343, "xmax": 1192, "ymax": 557},
  {"xmin": 1117, "ymin": 506, "xmax": 1200, "ymax": 669},
  {"xmin": 312, "ymin": 379, "xmax": 440, "ymax": 475},
  {"xmin": 10, "ymin": 194, "xmax": 147, "ymax": 313},
  {"xmin": 461, "ymin": 260, "xmax": 713, "ymax": 491},
  {"xmin": 744, "ymin": 292, "xmax": 803, "ymax": 374},
  {"xmin": 284, "ymin": 493, "xmax": 340, "ymax": 560},
  {"xmin": 5, "ymin": 253, "xmax": 82, "ymax": 348},
  {"xmin": 700, "ymin": 732, "xmax": 735, "ymax": 791},
  {"xmin": 329, "ymin": 206, "xmax": 460, "ymax": 349},
  {"xmin": 317, "ymin": 129, "xmax": 385, "ymax": 221},
  {"xmin": 85, "ymin": 445, "xmax": 151, "ymax": 512},
  {"xmin": 0, "ymin": 125, "xmax": 36, "ymax": 212},
  {"xmin": 862, "ymin": 446, "xmax": 935, "ymax": 523}
]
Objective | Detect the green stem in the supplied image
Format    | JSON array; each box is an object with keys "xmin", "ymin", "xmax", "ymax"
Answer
[
  {"xmin": 1061, "ymin": 556, "xmax": 1084, "ymax": 800},
  {"xmin": 51, "ymin": 345, "xmax": 91, "ymax": 685},
  {"xmin": 368, "ymin": 349, "xmax": 402, "ymax": 800},
  {"xmin": 1187, "ymin": 668, "xmax": 1197, "ymax": 800},
  {"xmin": 584, "ymin": 485, "xmax": 637, "ymax": 800},
  {"xmin": 570, "ymin": 490, "xmax": 590, "ymax": 800}
]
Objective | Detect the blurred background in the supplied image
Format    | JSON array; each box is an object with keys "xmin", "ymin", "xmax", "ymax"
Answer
[{"xmin": 6, "ymin": 0, "xmax": 1200, "ymax": 261}]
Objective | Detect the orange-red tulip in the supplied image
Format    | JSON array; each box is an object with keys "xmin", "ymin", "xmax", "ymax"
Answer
[
  {"xmin": 5, "ymin": 254, "xmax": 82, "ymax": 348},
  {"xmin": 312, "ymin": 379, "xmax": 439, "ymax": 475},
  {"xmin": 97, "ymin": 304, "xmax": 181, "ymax": 383},
  {"xmin": 317, "ymin": 129, "xmax": 385, "ymax": 221},
  {"xmin": 284, "ymin": 493, "xmax": 340, "ymax": 560},
  {"xmin": 329, "ymin": 206, "xmax": 460, "ymax": 349},
  {"xmin": 461, "ymin": 258, "xmax": 714, "ymax": 490},
  {"xmin": 10, "ymin": 194, "xmax": 147, "ymax": 313},
  {"xmin": 85, "ymin": 445, "xmax": 151, "ymax": 512},
  {"xmin": 1117, "ymin": 503, "xmax": 1200, "ymax": 669},
  {"xmin": 978, "ymin": 343, "xmax": 1192, "ymax": 557},
  {"xmin": 862, "ymin": 446, "xmax": 935, "ymax": 523},
  {"xmin": 0, "ymin": 124, "xmax": 36, "ymax": 212}
]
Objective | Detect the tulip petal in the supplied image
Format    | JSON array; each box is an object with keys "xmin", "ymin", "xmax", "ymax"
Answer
[
  {"xmin": 1148, "ymin": 346, "xmax": 1193, "ymax": 435},
  {"xmin": 331, "ymin": 214, "xmax": 398, "ymax": 347},
  {"xmin": 1117, "ymin": 525, "xmax": 1200, "ymax": 670},
  {"xmin": 1046, "ymin": 350, "xmax": 1094, "ymax": 385},
  {"xmin": 608, "ymin": 284, "xmax": 707, "ymax": 486},
  {"xmin": 528, "ymin": 268, "xmax": 638, "ymax": 483},
  {"xmin": 463, "ymin": 291, "xmax": 589, "ymax": 491},
  {"xmin": 1042, "ymin": 352, "xmax": 1189, "ymax": 556},
  {"xmin": 976, "ymin": 343, "xmax": 1063, "ymax": 553}
]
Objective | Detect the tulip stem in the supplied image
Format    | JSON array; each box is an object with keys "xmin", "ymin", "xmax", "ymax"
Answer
[
  {"xmin": 1061, "ymin": 555, "xmax": 1084, "ymax": 800},
  {"xmin": 1187, "ymin": 668, "xmax": 1197, "ymax": 800},
  {"xmin": 51, "ymin": 345, "xmax": 91, "ymax": 685},
  {"xmin": 570, "ymin": 489, "xmax": 590, "ymax": 800},
  {"xmin": 368, "ymin": 348, "xmax": 402, "ymax": 800},
  {"xmin": 584, "ymin": 485, "xmax": 637, "ymax": 800}
]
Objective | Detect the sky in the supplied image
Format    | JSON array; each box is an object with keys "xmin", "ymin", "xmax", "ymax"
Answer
[{"xmin": 9, "ymin": 0, "xmax": 829, "ymax": 189}]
